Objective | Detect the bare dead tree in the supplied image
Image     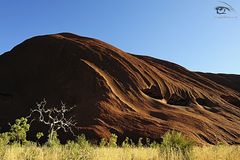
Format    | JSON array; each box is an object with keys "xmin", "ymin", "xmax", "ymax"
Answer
[{"xmin": 27, "ymin": 99, "xmax": 77, "ymax": 140}]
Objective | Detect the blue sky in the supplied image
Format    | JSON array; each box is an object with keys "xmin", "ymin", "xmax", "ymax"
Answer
[{"xmin": 0, "ymin": 0, "xmax": 240, "ymax": 73}]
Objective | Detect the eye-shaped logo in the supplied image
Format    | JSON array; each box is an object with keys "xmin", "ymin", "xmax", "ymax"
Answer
[{"xmin": 215, "ymin": 1, "xmax": 234, "ymax": 14}]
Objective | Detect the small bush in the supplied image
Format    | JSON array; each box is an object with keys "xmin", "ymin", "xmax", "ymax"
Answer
[
  {"xmin": 145, "ymin": 137, "xmax": 151, "ymax": 147},
  {"xmin": 160, "ymin": 130, "xmax": 195, "ymax": 160},
  {"xmin": 122, "ymin": 137, "xmax": 130, "ymax": 148},
  {"xmin": 99, "ymin": 138, "xmax": 107, "ymax": 147},
  {"xmin": 129, "ymin": 139, "xmax": 135, "ymax": 147},
  {"xmin": 45, "ymin": 130, "xmax": 60, "ymax": 147},
  {"xmin": 0, "ymin": 132, "xmax": 10, "ymax": 146},
  {"xmin": 36, "ymin": 132, "xmax": 44, "ymax": 146},
  {"xmin": 137, "ymin": 137, "xmax": 143, "ymax": 147},
  {"xmin": 108, "ymin": 133, "xmax": 118, "ymax": 147},
  {"xmin": 9, "ymin": 117, "xmax": 30, "ymax": 144},
  {"xmin": 65, "ymin": 140, "xmax": 94, "ymax": 160},
  {"xmin": 36, "ymin": 132, "xmax": 44, "ymax": 140},
  {"xmin": 77, "ymin": 134, "xmax": 91, "ymax": 148},
  {"xmin": 150, "ymin": 140, "xmax": 160, "ymax": 148}
]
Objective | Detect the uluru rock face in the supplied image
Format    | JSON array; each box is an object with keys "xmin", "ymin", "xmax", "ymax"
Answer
[{"xmin": 0, "ymin": 33, "xmax": 239, "ymax": 144}]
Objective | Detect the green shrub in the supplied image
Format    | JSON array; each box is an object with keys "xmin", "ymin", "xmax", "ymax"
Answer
[
  {"xmin": 137, "ymin": 137, "xmax": 143, "ymax": 147},
  {"xmin": 145, "ymin": 137, "xmax": 151, "ymax": 147},
  {"xmin": 122, "ymin": 137, "xmax": 130, "ymax": 148},
  {"xmin": 129, "ymin": 139, "xmax": 135, "ymax": 147},
  {"xmin": 76, "ymin": 134, "xmax": 91, "ymax": 148},
  {"xmin": 99, "ymin": 138, "xmax": 107, "ymax": 147},
  {"xmin": 9, "ymin": 117, "xmax": 30, "ymax": 144},
  {"xmin": 36, "ymin": 132, "xmax": 44, "ymax": 146},
  {"xmin": 36, "ymin": 132, "xmax": 44, "ymax": 140},
  {"xmin": 65, "ymin": 140, "xmax": 94, "ymax": 160},
  {"xmin": 160, "ymin": 130, "xmax": 195, "ymax": 160},
  {"xmin": 0, "ymin": 132, "xmax": 10, "ymax": 146},
  {"xmin": 150, "ymin": 140, "xmax": 160, "ymax": 148},
  {"xmin": 45, "ymin": 130, "xmax": 60, "ymax": 147},
  {"xmin": 108, "ymin": 133, "xmax": 118, "ymax": 147}
]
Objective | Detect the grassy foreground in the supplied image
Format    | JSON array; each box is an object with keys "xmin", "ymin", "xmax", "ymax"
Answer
[
  {"xmin": 0, "ymin": 144, "xmax": 239, "ymax": 160},
  {"xmin": 1, "ymin": 118, "xmax": 239, "ymax": 160}
]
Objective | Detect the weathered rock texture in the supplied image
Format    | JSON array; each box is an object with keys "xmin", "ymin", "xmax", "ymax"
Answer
[{"xmin": 0, "ymin": 33, "xmax": 239, "ymax": 144}]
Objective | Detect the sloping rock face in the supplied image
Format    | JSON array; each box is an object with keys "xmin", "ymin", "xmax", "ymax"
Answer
[{"xmin": 0, "ymin": 33, "xmax": 239, "ymax": 144}]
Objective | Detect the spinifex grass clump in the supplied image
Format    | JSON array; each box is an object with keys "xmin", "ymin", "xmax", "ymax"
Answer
[{"xmin": 160, "ymin": 130, "xmax": 195, "ymax": 160}]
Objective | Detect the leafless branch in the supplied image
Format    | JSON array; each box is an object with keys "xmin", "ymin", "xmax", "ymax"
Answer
[{"xmin": 27, "ymin": 99, "xmax": 77, "ymax": 136}]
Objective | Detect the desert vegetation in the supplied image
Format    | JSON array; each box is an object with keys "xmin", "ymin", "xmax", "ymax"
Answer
[
  {"xmin": 0, "ymin": 101, "xmax": 239, "ymax": 160},
  {"xmin": 0, "ymin": 117, "xmax": 239, "ymax": 160}
]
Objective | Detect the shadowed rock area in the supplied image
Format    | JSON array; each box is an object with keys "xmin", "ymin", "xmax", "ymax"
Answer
[{"xmin": 0, "ymin": 33, "xmax": 239, "ymax": 144}]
